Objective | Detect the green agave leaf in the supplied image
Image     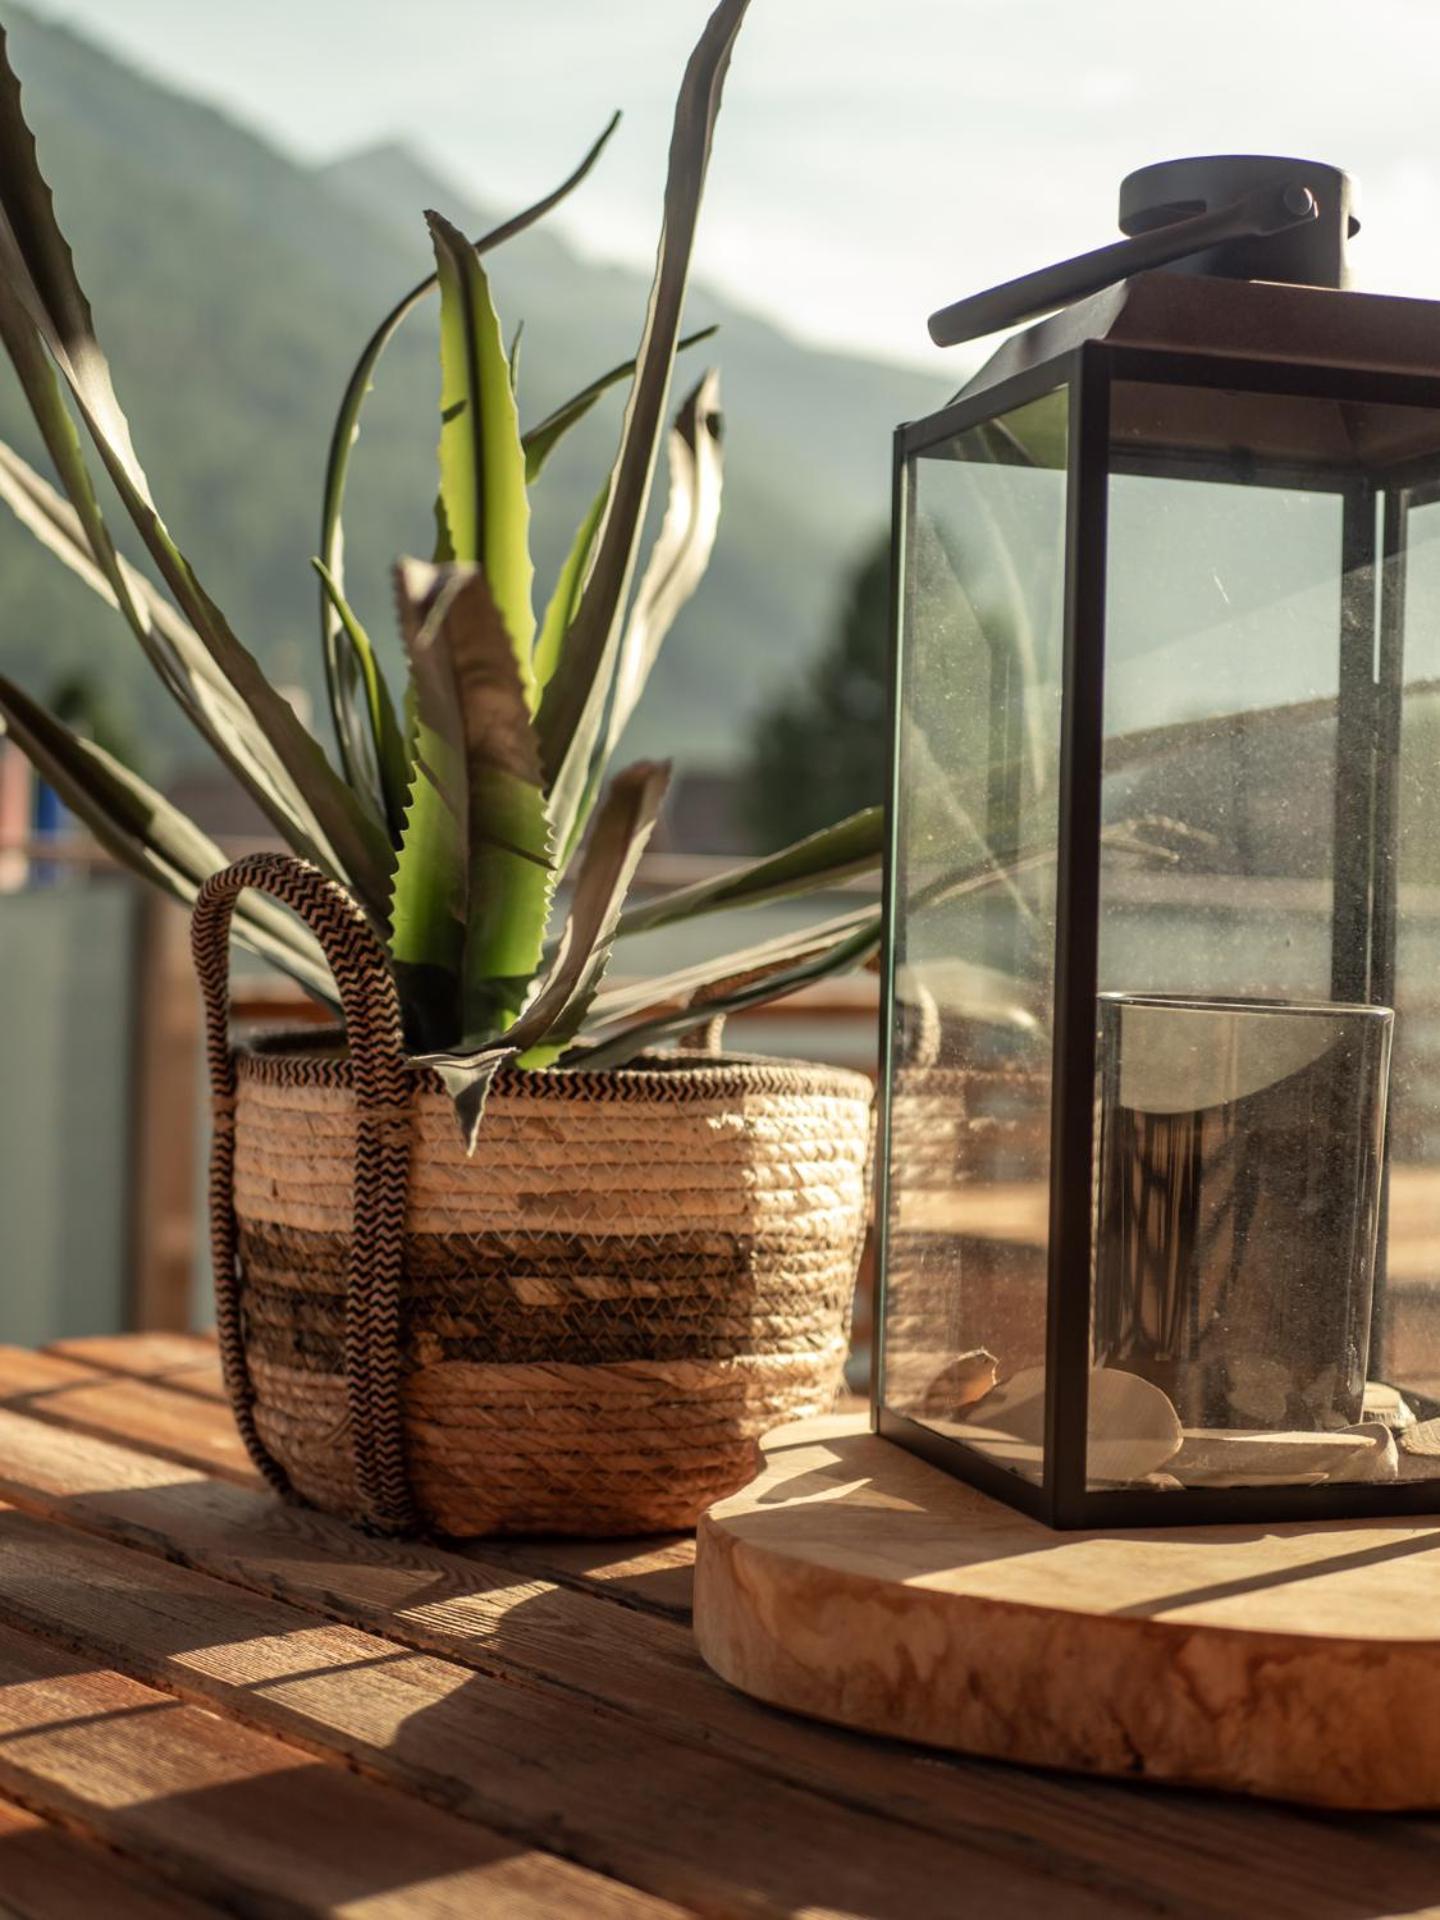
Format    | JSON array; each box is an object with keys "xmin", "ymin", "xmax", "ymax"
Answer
[
  {"xmin": 312, "ymin": 558, "xmax": 408, "ymax": 836},
  {"xmin": 0, "ymin": 673, "xmax": 337, "ymax": 1006},
  {"xmin": 0, "ymin": 422, "xmax": 186, "ymax": 703},
  {"xmin": 538, "ymin": 0, "xmax": 751, "ymax": 858},
  {"xmin": 0, "ymin": 275, "xmax": 148, "ymax": 656},
  {"xmin": 586, "ymin": 902, "xmax": 878, "ymax": 1032},
  {"xmin": 521, "ymin": 324, "xmax": 716, "ymax": 484},
  {"xmin": 317, "ymin": 115, "xmax": 619, "ymax": 782},
  {"xmin": 390, "ymin": 781, "xmax": 464, "ymax": 1048},
  {"xmin": 514, "ymin": 758, "xmax": 671, "ymax": 1063},
  {"xmin": 389, "ymin": 567, "xmax": 467, "ymax": 1038},
  {"xmin": 427, "ymin": 210, "xmax": 536, "ymax": 707},
  {"xmin": 394, "ymin": 560, "xmax": 553, "ymax": 1043},
  {"xmin": 418, "ymin": 1053, "xmax": 511, "ymax": 1156},
  {"xmin": 0, "ymin": 29, "xmax": 395, "ymax": 921},
  {"xmin": 599, "ymin": 368, "xmax": 723, "ymax": 774},
  {"xmin": 573, "ymin": 908, "xmax": 883, "ymax": 1071},
  {"xmin": 616, "ymin": 804, "xmax": 883, "ymax": 937},
  {"xmin": 579, "ymin": 833, "xmax": 1136, "ymax": 1070},
  {"xmin": 534, "ymin": 480, "xmax": 608, "ymax": 694},
  {"xmin": 0, "ymin": 288, "xmax": 341, "ymax": 869},
  {"xmin": 507, "ymin": 319, "xmax": 524, "ymax": 393},
  {"xmin": 415, "ymin": 759, "xmax": 670, "ymax": 1145},
  {"xmin": 391, "ymin": 580, "xmax": 462, "ymax": 1057}
]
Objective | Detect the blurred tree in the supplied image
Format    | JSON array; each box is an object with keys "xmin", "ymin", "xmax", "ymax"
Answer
[
  {"xmin": 48, "ymin": 671, "xmax": 143, "ymax": 774},
  {"xmin": 746, "ymin": 531, "xmax": 889, "ymax": 848}
]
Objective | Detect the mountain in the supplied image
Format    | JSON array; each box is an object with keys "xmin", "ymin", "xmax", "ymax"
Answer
[{"xmin": 0, "ymin": 6, "xmax": 948, "ymax": 800}]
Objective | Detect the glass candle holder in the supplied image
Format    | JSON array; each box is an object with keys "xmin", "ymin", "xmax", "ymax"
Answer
[{"xmin": 1093, "ymin": 992, "xmax": 1394, "ymax": 1435}]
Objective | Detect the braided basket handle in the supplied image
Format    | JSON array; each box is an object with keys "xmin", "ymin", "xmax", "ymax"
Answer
[{"xmin": 191, "ymin": 853, "xmax": 418, "ymax": 1534}]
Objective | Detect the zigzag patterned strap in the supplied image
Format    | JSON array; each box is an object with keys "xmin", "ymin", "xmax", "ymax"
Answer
[{"xmin": 191, "ymin": 854, "xmax": 419, "ymax": 1534}]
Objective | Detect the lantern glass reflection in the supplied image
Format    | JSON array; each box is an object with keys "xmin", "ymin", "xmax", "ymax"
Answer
[
  {"xmin": 1093, "ymin": 993, "xmax": 1392, "ymax": 1489},
  {"xmin": 876, "ymin": 344, "xmax": 1440, "ymax": 1519},
  {"xmin": 875, "ymin": 156, "xmax": 1440, "ymax": 1524},
  {"xmin": 881, "ymin": 387, "xmax": 1067, "ymax": 1486}
]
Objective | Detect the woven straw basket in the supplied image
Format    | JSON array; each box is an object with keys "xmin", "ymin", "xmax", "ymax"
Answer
[{"xmin": 192, "ymin": 853, "xmax": 873, "ymax": 1539}]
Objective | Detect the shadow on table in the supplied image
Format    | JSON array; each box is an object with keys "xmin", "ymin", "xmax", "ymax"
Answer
[{"xmin": 10, "ymin": 1469, "xmax": 1440, "ymax": 1920}]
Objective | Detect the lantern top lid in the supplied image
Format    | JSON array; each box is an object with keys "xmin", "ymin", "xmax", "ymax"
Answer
[
  {"xmin": 926, "ymin": 153, "xmax": 1387, "ymax": 395},
  {"xmin": 950, "ymin": 269, "xmax": 1440, "ymax": 408},
  {"xmin": 929, "ymin": 151, "xmax": 1440, "ymax": 411},
  {"xmin": 1119, "ymin": 155, "xmax": 1358, "ymax": 290}
]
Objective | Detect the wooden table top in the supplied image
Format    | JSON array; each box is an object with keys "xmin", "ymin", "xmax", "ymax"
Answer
[{"xmin": 3, "ymin": 1335, "xmax": 1440, "ymax": 1918}]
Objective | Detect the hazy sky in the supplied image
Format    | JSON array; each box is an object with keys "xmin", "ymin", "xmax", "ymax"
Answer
[{"xmin": 21, "ymin": 0, "xmax": 1440, "ymax": 374}]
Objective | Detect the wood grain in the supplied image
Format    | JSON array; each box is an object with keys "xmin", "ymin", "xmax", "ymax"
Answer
[
  {"xmin": 45, "ymin": 1333, "xmax": 225, "ymax": 1400},
  {"xmin": 696, "ymin": 1413, "xmax": 1440, "ymax": 1810},
  {"xmin": 0, "ymin": 1617, "xmax": 669, "ymax": 1918},
  {"xmin": 462, "ymin": 1531, "xmax": 698, "ymax": 1618},
  {"xmin": 4, "ymin": 1392, "xmax": 1440, "ymax": 1919},
  {"xmin": 0, "ymin": 1791, "xmax": 213, "ymax": 1919},
  {"xmin": 0, "ymin": 1487, "xmax": 1126, "ymax": 1920},
  {"xmin": 0, "ymin": 1346, "xmax": 252, "ymax": 1482},
  {"xmin": 33, "ymin": 1338, "xmax": 701, "ymax": 1610}
]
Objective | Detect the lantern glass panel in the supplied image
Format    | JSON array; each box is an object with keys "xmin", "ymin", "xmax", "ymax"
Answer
[
  {"xmin": 1084, "ymin": 375, "xmax": 1440, "ymax": 1493},
  {"xmin": 1390, "ymin": 494, "xmax": 1440, "ymax": 1420},
  {"xmin": 880, "ymin": 385, "xmax": 1067, "ymax": 1486}
]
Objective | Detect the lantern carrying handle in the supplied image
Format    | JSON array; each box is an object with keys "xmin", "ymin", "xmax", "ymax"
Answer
[{"xmin": 927, "ymin": 179, "xmax": 1318, "ymax": 349}]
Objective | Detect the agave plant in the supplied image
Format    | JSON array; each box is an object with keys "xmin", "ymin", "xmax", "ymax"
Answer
[{"xmin": 0, "ymin": 0, "xmax": 899, "ymax": 1144}]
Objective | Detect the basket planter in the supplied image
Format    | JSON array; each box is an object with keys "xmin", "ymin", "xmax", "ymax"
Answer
[{"xmin": 193, "ymin": 854, "xmax": 873, "ymax": 1538}]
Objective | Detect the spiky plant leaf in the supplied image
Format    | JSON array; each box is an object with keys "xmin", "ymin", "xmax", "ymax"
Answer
[
  {"xmin": 389, "ymin": 573, "xmax": 466, "ymax": 1043},
  {"xmin": 588, "ymin": 903, "xmax": 879, "ymax": 1032},
  {"xmin": 538, "ymin": 0, "xmax": 751, "ymax": 857},
  {"xmin": 600, "ymin": 368, "xmax": 723, "ymax": 771},
  {"xmin": 0, "ymin": 673, "xmax": 336, "ymax": 1005},
  {"xmin": 586, "ymin": 817, "xmax": 1194, "ymax": 1068},
  {"xmin": 514, "ymin": 758, "xmax": 671, "ymax": 1063},
  {"xmin": 427, "ymin": 211, "xmax": 535, "ymax": 702},
  {"xmin": 0, "ymin": 319, "xmax": 343, "ymax": 877},
  {"xmin": 581, "ymin": 833, "xmax": 1135, "ymax": 1068},
  {"xmin": 0, "ymin": 278, "xmax": 148, "ymax": 654},
  {"xmin": 575, "ymin": 908, "xmax": 883, "ymax": 1071},
  {"xmin": 616, "ymin": 805, "xmax": 883, "ymax": 936},
  {"xmin": 393, "ymin": 560, "xmax": 553, "ymax": 1042},
  {"xmin": 317, "ymin": 116, "xmax": 619, "ymax": 787},
  {"xmin": 521, "ymin": 325, "xmax": 716, "ymax": 483},
  {"xmin": 311, "ymin": 558, "xmax": 408, "ymax": 835},
  {"xmin": 543, "ymin": 371, "xmax": 724, "ymax": 854},
  {"xmin": 534, "ymin": 480, "xmax": 608, "ymax": 693},
  {"xmin": 0, "ymin": 27, "xmax": 394, "ymax": 920},
  {"xmin": 416, "ymin": 759, "xmax": 670, "ymax": 1145}
]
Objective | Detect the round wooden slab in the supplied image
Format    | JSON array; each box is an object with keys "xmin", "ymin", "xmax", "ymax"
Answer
[{"xmin": 693, "ymin": 1413, "xmax": 1440, "ymax": 1809}]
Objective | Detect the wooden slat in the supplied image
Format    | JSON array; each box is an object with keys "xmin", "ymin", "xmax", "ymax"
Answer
[
  {"xmin": 0, "ymin": 1400, "xmax": 1434, "ymax": 1920},
  {"xmin": 0, "ymin": 1791, "xmax": 212, "ymax": 1919},
  {"xmin": 37, "ymin": 1336, "xmax": 699, "ymax": 1612},
  {"xmin": 45, "ymin": 1334, "xmax": 224, "ymax": 1401},
  {"xmin": 0, "ymin": 1616, "xmax": 671, "ymax": 1919},
  {"xmin": 0, "ymin": 1347, "xmax": 252, "ymax": 1482},
  {"xmin": 0, "ymin": 1486, "xmax": 1125, "ymax": 1920},
  {"xmin": 0, "ymin": 1388, "xmax": 712, "ymax": 1731},
  {"xmin": 466, "ymin": 1532, "xmax": 698, "ymax": 1618}
]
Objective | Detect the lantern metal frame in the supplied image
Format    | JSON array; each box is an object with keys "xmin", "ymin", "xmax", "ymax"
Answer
[{"xmin": 872, "ymin": 320, "xmax": 1440, "ymax": 1528}]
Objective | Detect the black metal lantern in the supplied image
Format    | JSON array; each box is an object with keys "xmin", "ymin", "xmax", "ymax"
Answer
[{"xmin": 873, "ymin": 154, "xmax": 1440, "ymax": 1526}]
